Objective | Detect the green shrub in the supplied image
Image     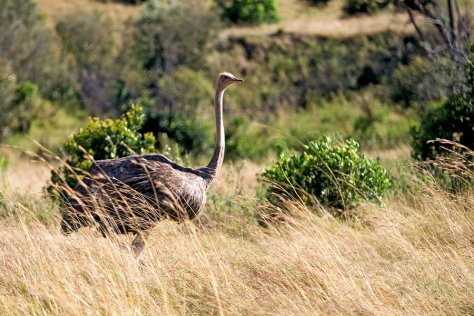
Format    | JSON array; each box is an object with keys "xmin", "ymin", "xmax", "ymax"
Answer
[
  {"xmin": 97, "ymin": 0, "xmax": 147, "ymax": 3},
  {"xmin": 412, "ymin": 97, "xmax": 473, "ymax": 161},
  {"xmin": 412, "ymin": 51, "xmax": 474, "ymax": 161},
  {"xmin": 56, "ymin": 11, "xmax": 144, "ymax": 115},
  {"xmin": 307, "ymin": 0, "xmax": 331, "ymax": 6},
  {"xmin": 49, "ymin": 104, "xmax": 156, "ymax": 190},
  {"xmin": 343, "ymin": 0, "xmax": 386, "ymax": 14},
  {"xmin": 384, "ymin": 57, "xmax": 447, "ymax": 110},
  {"xmin": 216, "ymin": 0, "xmax": 279, "ymax": 24},
  {"xmin": 261, "ymin": 137, "xmax": 391, "ymax": 212},
  {"xmin": 135, "ymin": 0, "xmax": 218, "ymax": 75},
  {"xmin": 0, "ymin": 73, "xmax": 55, "ymax": 140},
  {"xmin": 0, "ymin": 0, "xmax": 72, "ymax": 100}
]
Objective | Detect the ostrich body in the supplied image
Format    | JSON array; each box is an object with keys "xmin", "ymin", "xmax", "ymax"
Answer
[{"xmin": 62, "ymin": 72, "xmax": 242, "ymax": 254}]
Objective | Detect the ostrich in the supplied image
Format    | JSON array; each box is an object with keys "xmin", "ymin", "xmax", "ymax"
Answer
[{"xmin": 62, "ymin": 72, "xmax": 243, "ymax": 255}]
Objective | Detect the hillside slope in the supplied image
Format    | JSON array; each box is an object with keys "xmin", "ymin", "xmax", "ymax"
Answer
[{"xmin": 35, "ymin": 0, "xmax": 412, "ymax": 37}]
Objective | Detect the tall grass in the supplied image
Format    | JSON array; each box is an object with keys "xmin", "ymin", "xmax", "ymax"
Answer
[{"xmin": 0, "ymin": 160, "xmax": 472, "ymax": 314}]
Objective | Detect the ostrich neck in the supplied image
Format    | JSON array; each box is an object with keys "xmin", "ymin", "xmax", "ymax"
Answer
[{"xmin": 205, "ymin": 86, "xmax": 225, "ymax": 181}]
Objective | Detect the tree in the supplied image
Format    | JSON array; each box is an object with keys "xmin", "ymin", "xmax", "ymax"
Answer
[
  {"xmin": 135, "ymin": 0, "xmax": 219, "ymax": 75},
  {"xmin": 56, "ymin": 11, "xmax": 145, "ymax": 116}
]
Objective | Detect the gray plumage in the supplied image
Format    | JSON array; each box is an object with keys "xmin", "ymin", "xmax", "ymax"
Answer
[{"xmin": 61, "ymin": 72, "xmax": 243, "ymax": 255}]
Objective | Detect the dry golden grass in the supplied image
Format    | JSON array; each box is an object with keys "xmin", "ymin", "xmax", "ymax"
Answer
[
  {"xmin": 0, "ymin": 157, "xmax": 473, "ymax": 315},
  {"xmin": 224, "ymin": 0, "xmax": 414, "ymax": 37},
  {"xmin": 35, "ymin": 0, "xmax": 140, "ymax": 26},
  {"xmin": 0, "ymin": 151, "xmax": 50, "ymax": 195}
]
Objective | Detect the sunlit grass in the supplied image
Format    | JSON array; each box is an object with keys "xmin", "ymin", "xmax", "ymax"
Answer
[{"xmin": 0, "ymin": 154, "xmax": 472, "ymax": 315}]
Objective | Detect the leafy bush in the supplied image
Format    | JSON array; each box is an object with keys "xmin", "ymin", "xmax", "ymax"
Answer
[
  {"xmin": 0, "ymin": 71, "xmax": 53, "ymax": 140},
  {"xmin": 50, "ymin": 104, "xmax": 156, "ymax": 190},
  {"xmin": 0, "ymin": 0, "xmax": 71, "ymax": 99},
  {"xmin": 412, "ymin": 97, "xmax": 473, "ymax": 161},
  {"xmin": 217, "ymin": 0, "xmax": 279, "ymax": 24},
  {"xmin": 97, "ymin": 0, "xmax": 147, "ymax": 3},
  {"xmin": 384, "ymin": 57, "xmax": 447, "ymax": 110},
  {"xmin": 261, "ymin": 137, "xmax": 391, "ymax": 212},
  {"xmin": 307, "ymin": 0, "xmax": 331, "ymax": 6},
  {"xmin": 412, "ymin": 51, "xmax": 474, "ymax": 161},
  {"xmin": 57, "ymin": 11, "xmax": 144, "ymax": 115},
  {"xmin": 135, "ymin": 0, "xmax": 219, "ymax": 75},
  {"xmin": 343, "ymin": 0, "xmax": 386, "ymax": 14}
]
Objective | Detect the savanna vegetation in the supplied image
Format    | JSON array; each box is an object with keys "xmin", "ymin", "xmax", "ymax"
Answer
[{"xmin": 0, "ymin": 0, "xmax": 472, "ymax": 314}]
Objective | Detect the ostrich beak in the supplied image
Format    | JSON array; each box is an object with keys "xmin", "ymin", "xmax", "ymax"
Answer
[{"xmin": 233, "ymin": 78, "xmax": 244, "ymax": 82}]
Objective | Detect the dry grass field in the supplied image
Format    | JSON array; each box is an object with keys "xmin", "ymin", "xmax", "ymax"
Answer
[
  {"xmin": 2, "ymin": 0, "xmax": 472, "ymax": 314},
  {"xmin": 0, "ymin": 155, "xmax": 473, "ymax": 315},
  {"xmin": 36, "ymin": 0, "xmax": 140, "ymax": 26}
]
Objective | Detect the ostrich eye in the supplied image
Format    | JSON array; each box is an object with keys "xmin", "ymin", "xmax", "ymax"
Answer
[{"xmin": 223, "ymin": 76, "xmax": 228, "ymax": 79}]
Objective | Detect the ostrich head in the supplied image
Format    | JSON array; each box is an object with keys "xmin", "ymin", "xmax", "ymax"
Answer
[{"xmin": 218, "ymin": 72, "xmax": 243, "ymax": 89}]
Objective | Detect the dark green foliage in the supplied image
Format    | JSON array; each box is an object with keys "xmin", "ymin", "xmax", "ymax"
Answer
[
  {"xmin": 50, "ymin": 104, "xmax": 156, "ymax": 189},
  {"xmin": 384, "ymin": 57, "xmax": 449, "ymax": 110},
  {"xmin": 412, "ymin": 51, "xmax": 474, "ymax": 161},
  {"xmin": 216, "ymin": 0, "xmax": 279, "ymax": 24},
  {"xmin": 142, "ymin": 113, "xmax": 212, "ymax": 156},
  {"xmin": 9, "ymin": 81, "xmax": 40, "ymax": 134},
  {"xmin": 222, "ymin": 33, "xmax": 424, "ymax": 114},
  {"xmin": 56, "ymin": 11, "xmax": 144, "ymax": 115},
  {"xmin": 0, "ymin": 0, "xmax": 72, "ymax": 100},
  {"xmin": 135, "ymin": 0, "xmax": 218, "ymax": 75},
  {"xmin": 411, "ymin": 97, "xmax": 473, "ymax": 161},
  {"xmin": 392, "ymin": 0, "xmax": 436, "ymax": 10},
  {"xmin": 261, "ymin": 137, "xmax": 391, "ymax": 211},
  {"xmin": 307, "ymin": 0, "xmax": 331, "ymax": 5},
  {"xmin": 97, "ymin": 0, "xmax": 147, "ymax": 3},
  {"xmin": 0, "ymin": 72, "xmax": 49, "ymax": 140},
  {"xmin": 343, "ymin": 0, "xmax": 387, "ymax": 14}
]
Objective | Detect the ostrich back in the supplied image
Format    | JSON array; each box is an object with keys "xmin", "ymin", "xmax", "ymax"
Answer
[{"xmin": 63, "ymin": 154, "xmax": 209, "ymax": 234}]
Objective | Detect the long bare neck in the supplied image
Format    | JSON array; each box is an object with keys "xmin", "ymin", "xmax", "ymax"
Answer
[{"xmin": 205, "ymin": 84, "xmax": 225, "ymax": 181}]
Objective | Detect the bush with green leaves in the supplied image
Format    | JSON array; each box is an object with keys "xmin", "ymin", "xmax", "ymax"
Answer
[
  {"xmin": 412, "ymin": 50, "xmax": 474, "ymax": 161},
  {"xmin": 216, "ymin": 0, "xmax": 279, "ymax": 24},
  {"xmin": 97, "ymin": 0, "xmax": 147, "ymax": 3},
  {"xmin": 56, "ymin": 11, "xmax": 144, "ymax": 115},
  {"xmin": 261, "ymin": 137, "xmax": 391, "ymax": 212},
  {"xmin": 135, "ymin": 0, "xmax": 218, "ymax": 75},
  {"xmin": 412, "ymin": 96, "xmax": 473, "ymax": 161},
  {"xmin": 0, "ymin": 0, "xmax": 72, "ymax": 100},
  {"xmin": 343, "ymin": 0, "xmax": 387, "ymax": 14},
  {"xmin": 307, "ymin": 0, "xmax": 331, "ymax": 6},
  {"xmin": 50, "ymin": 104, "xmax": 156, "ymax": 190}
]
